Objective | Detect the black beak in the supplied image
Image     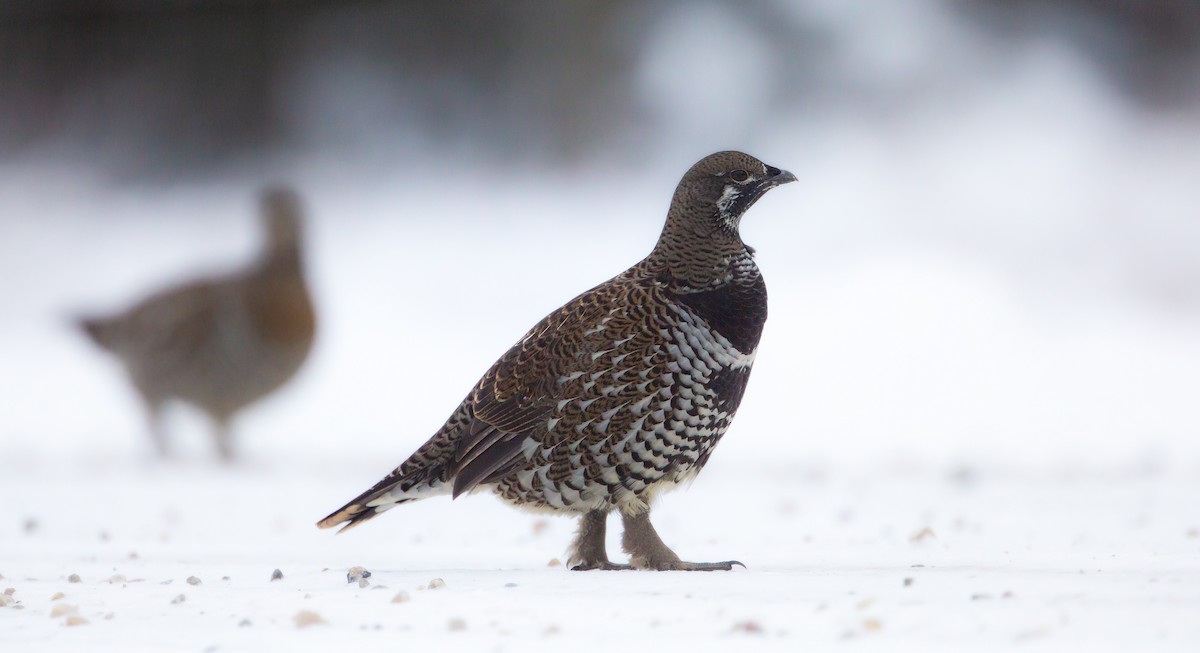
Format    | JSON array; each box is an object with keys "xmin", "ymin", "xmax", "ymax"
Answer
[{"xmin": 762, "ymin": 166, "xmax": 797, "ymax": 188}]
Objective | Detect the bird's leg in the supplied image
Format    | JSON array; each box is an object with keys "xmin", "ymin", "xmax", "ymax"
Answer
[
  {"xmin": 144, "ymin": 401, "xmax": 169, "ymax": 458},
  {"xmin": 213, "ymin": 418, "xmax": 235, "ymax": 463},
  {"xmin": 620, "ymin": 508, "xmax": 744, "ymax": 571},
  {"xmin": 568, "ymin": 510, "xmax": 631, "ymax": 571}
]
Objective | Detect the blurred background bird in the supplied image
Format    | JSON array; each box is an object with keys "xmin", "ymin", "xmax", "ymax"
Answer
[{"xmin": 76, "ymin": 187, "xmax": 316, "ymax": 461}]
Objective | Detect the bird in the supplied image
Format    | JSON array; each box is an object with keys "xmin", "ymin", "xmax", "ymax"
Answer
[
  {"xmin": 318, "ymin": 152, "xmax": 795, "ymax": 570},
  {"xmin": 78, "ymin": 186, "xmax": 316, "ymax": 461}
]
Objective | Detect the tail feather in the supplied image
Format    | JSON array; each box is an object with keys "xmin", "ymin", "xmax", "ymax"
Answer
[
  {"xmin": 316, "ymin": 467, "xmax": 448, "ymax": 533},
  {"xmin": 77, "ymin": 316, "xmax": 113, "ymax": 349},
  {"xmin": 317, "ymin": 498, "xmax": 410, "ymax": 532}
]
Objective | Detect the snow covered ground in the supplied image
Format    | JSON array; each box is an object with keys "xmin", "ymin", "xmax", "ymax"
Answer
[{"xmin": 3, "ymin": 451, "xmax": 1198, "ymax": 652}]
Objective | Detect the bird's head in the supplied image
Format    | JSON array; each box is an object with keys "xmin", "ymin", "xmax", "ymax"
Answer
[
  {"xmin": 652, "ymin": 152, "xmax": 795, "ymax": 281},
  {"xmin": 259, "ymin": 185, "xmax": 306, "ymax": 270},
  {"xmin": 672, "ymin": 151, "xmax": 796, "ymax": 235},
  {"xmin": 260, "ymin": 185, "xmax": 304, "ymax": 249}
]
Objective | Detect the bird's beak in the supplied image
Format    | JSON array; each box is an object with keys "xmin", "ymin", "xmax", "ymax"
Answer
[{"xmin": 763, "ymin": 168, "xmax": 797, "ymax": 189}]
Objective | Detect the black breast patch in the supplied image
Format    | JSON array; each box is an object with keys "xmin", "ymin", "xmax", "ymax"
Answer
[{"xmin": 672, "ymin": 275, "xmax": 768, "ymax": 354}]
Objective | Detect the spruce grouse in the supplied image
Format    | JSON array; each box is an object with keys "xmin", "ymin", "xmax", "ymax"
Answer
[
  {"xmin": 319, "ymin": 152, "xmax": 794, "ymax": 570},
  {"xmin": 79, "ymin": 186, "xmax": 316, "ymax": 461}
]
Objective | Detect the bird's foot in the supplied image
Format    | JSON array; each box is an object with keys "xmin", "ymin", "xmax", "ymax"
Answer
[
  {"xmin": 643, "ymin": 559, "xmax": 744, "ymax": 568},
  {"xmin": 651, "ymin": 560, "xmax": 745, "ymax": 572},
  {"xmin": 570, "ymin": 560, "xmax": 634, "ymax": 571}
]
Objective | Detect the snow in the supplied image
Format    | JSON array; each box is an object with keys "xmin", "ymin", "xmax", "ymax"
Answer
[{"xmin": 3, "ymin": 453, "xmax": 1198, "ymax": 652}]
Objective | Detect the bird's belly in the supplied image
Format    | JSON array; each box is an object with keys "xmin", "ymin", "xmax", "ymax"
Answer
[{"xmin": 491, "ymin": 319, "xmax": 756, "ymax": 513}]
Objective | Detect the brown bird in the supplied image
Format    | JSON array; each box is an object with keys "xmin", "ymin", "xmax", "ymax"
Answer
[
  {"xmin": 79, "ymin": 187, "xmax": 316, "ymax": 461},
  {"xmin": 319, "ymin": 152, "xmax": 794, "ymax": 570}
]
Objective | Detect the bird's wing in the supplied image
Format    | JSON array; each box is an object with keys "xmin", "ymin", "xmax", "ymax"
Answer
[{"xmin": 450, "ymin": 278, "xmax": 642, "ymax": 497}]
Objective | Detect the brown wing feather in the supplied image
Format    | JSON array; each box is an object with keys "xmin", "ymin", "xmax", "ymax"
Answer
[{"xmin": 448, "ymin": 279, "xmax": 632, "ymax": 497}]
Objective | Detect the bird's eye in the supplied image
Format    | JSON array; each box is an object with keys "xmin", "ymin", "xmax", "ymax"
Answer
[{"xmin": 730, "ymin": 169, "xmax": 750, "ymax": 183}]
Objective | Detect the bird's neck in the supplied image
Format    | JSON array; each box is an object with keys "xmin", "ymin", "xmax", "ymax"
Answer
[{"xmin": 646, "ymin": 218, "xmax": 756, "ymax": 291}]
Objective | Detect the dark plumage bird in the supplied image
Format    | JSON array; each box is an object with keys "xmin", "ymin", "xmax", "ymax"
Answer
[
  {"xmin": 78, "ymin": 187, "xmax": 316, "ymax": 461},
  {"xmin": 319, "ymin": 152, "xmax": 795, "ymax": 570}
]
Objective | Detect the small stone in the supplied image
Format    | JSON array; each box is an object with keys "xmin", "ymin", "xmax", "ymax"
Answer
[
  {"xmin": 68, "ymin": 574, "xmax": 81, "ymax": 583},
  {"xmin": 171, "ymin": 594, "xmax": 186, "ymax": 604},
  {"xmin": 971, "ymin": 593, "xmax": 992, "ymax": 601},
  {"xmin": 346, "ymin": 566, "xmax": 371, "ymax": 584},
  {"xmin": 23, "ymin": 518, "xmax": 39, "ymax": 533},
  {"xmin": 391, "ymin": 591, "xmax": 410, "ymax": 604},
  {"xmin": 732, "ymin": 620, "xmax": 763, "ymax": 634},
  {"xmin": 51, "ymin": 592, "xmax": 64, "ymax": 601},
  {"xmin": 544, "ymin": 625, "xmax": 561, "ymax": 635},
  {"xmin": 160, "ymin": 580, "xmax": 173, "ymax": 585},
  {"xmin": 0, "ymin": 595, "xmax": 14, "ymax": 607},
  {"xmin": 1003, "ymin": 591, "xmax": 1015, "ymax": 599},
  {"xmin": 104, "ymin": 613, "xmax": 115, "ymax": 620},
  {"xmin": 238, "ymin": 619, "xmax": 252, "ymax": 628},
  {"xmin": 448, "ymin": 617, "xmax": 467, "ymax": 631},
  {"xmin": 221, "ymin": 576, "xmax": 230, "ymax": 581},
  {"xmin": 903, "ymin": 577, "xmax": 914, "ymax": 587},
  {"xmin": 504, "ymin": 582, "xmax": 518, "ymax": 588},
  {"xmin": 107, "ymin": 574, "xmax": 127, "ymax": 585},
  {"xmin": 294, "ymin": 610, "xmax": 325, "ymax": 628},
  {"xmin": 863, "ymin": 618, "xmax": 883, "ymax": 632},
  {"xmin": 428, "ymin": 578, "xmax": 446, "ymax": 590},
  {"xmin": 64, "ymin": 615, "xmax": 89, "ymax": 627},
  {"xmin": 50, "ymin": 603, "xmax": 78, "ymax": 618},
  {"xmin": 547, "ymin": 558, "xmax": 562, "ymax": 568},
  {"xmin": 270, "ymin": 569, "xmax": 284, "ymax": 582},
  {"xmin": 128, "ymin": 551, "xmax": 139, "ymax": 560},
  {"xmin": 3, "ymin": 588, "xmax": 14, "ymax": 595},
  {"xmin": 910, "ymin": 527, "xmax": 935, "ymax": 542},
  {"xmin": 187, "ymin": 576, "xmax": 201, "ymax": 586}
]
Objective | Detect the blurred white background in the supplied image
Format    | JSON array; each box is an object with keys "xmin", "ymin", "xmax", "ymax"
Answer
[{"xmin": 1, "ymin": 0, "xmax": 1198, "ymax": 471}]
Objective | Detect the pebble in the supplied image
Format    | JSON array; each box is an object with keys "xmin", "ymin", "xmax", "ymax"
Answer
[
  {"xmin": 547, "ymin": 558, "xmax": 562, "ymax": 568},
  {"xmin": 448, "ymin": 617, "xmax": 467, "ymax": 631},
  {"xmin": 50, "ymin": 603, "xmax": 78, "ymax": 618},
  {"xmin": 51, "ymin": 592, "xmax": 64, "ymax": 601},
  {"xmin": 732, "ymin": 620, "xmax": 763, "ymax": 634},
  {"xmin": 171, "ymin": 594, "xmax": 186, "ymax": 604},
  {"xmin": 64, "ymin": 615, "xmax": 89, "ymax": 627},
  {"xmin": 270, "ymin": 569, "xmax": 284, "ymax": 582},
  {"xmin": 346, "ymin": 566, "xmax": 371, "ymax": 584},
  {"xmin": 294, "ymin": 610, "xmax": 325, "ymax": 628},
  {"xmin": 187, "ymin": 576, "xmax": 202, "ymax": 586},
  {"xmin": 391, "ymin": 591, "xmax": 411, "ymax": 604},
  {"xmin": 68, "ymin": 574, "xmax": 81, "ymax": 583},
  {"xmin": 427, "ymin": 578, "xmax": 446, "ymax": 590},
  {"xmin": 238, "ymin": 619, "xmax": 252, "ymax": 628}
]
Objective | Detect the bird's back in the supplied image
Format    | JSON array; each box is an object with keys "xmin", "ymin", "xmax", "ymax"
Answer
[{"xmin": 80, "ymin": 242, "xmax": 314, "ymax": 420}]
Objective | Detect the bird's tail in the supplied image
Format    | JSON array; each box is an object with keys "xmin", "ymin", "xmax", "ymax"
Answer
[
  {"xmin": 76, "ymin": 315, "xmax": 116, "ymax": 350},
  {"xmin": 317, "ymin": 465, "xmax": 450, "ymax": 533}
]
